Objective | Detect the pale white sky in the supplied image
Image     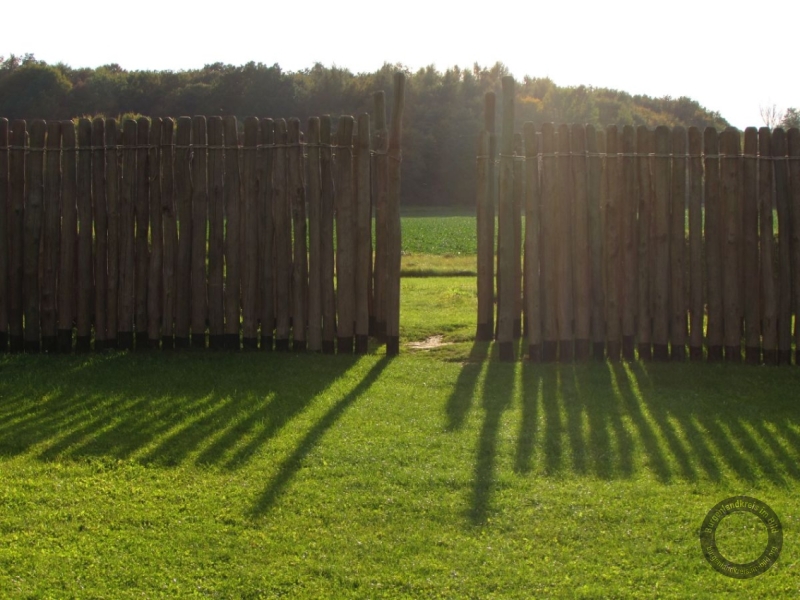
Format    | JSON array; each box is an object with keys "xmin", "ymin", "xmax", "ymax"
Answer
[{"xmin": 4, "ymin": 0, "xmax": 797, "ymax": 128}]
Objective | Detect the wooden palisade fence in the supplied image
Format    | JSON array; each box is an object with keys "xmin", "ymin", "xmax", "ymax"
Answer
[
  {"xmin": 0, "ymin": 73, "xmax": 406, "ymax": 355},
  {"xmin": 478, "ymin": 76, "xmax": 800, "ymax": 364}
]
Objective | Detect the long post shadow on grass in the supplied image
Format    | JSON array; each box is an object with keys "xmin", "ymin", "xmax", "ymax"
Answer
[
  {"xmin": 445, "ymin": 341, "xmax": 490, "ymax": 431},
  {"xmin": 250, "ymin": 356, "xmax": 390, "ymax": 517},
  {"xmin": 470, "ymin": 355, "xmax": 517, "ymax": 525}
]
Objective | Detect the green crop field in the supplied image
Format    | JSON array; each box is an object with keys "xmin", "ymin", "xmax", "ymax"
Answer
[{"xmin": 1, "ymin": 211, "xmax": 799, "ymax": 599}]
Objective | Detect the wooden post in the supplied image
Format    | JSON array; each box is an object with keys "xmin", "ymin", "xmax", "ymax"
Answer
[
  {"xmin": 670, "ymin": 126, "xmax": 687, "ymax": 360},
  {"xmin": 556, "ymin": 125, "xmax": 574, "ymax": 360},
  {"xmin": 105, "ymin": 119, "xmax": 120, "ymax": 349},
  {"xmin": 23, "ymin": 120, "xmax": 46, "ymax": 352},
  {"xmin": 497, "ymin": 76, "xmax": 515, "ymax": 361},
  {"xmin": 484, "ymin": 93, "xmax": 498, "ymax": 340},
  {"xmin": 569, "ymin": 124, "xmax": 589, "ymax": 359},
  {"xmin": 41, "ymin": 120, "xmax": 61, "ymax": 352},
  {"xmin": 174, "ymin": 117, "xmax": 192, "ymax": 349},
  {"xmin": 586, "ymin": 125, "xmax": 605, "ymax": 360},
  {"xmin": 719, "ymin": 128, "xmax": 742, "ymax": 362},
  {"xmin": 523, "ymin": 123, "xmax": 541, "ymax": 360},
  {"xmin": 160, "ymin": 118, "xmax": 176, "ymax": 349},
  {"xmin": 476, "ymin": 129, "xmax": 493, "ymax": 341},
  {"xmin": 788, "ymin": 128, "xmax": 800, "ymax": 365},
  {"xmin": 385, "ymin": 73, "xmax": 406, "ymax": 357},
  {"xmin": 146, "ymin": 119, "xmax": 163, "ymax": 348},
  {"xmin": 704, "ymin": 128, "xmax": 723, "ymax": 360},
  {"xmin": 540, "ymin": 123, "xmax": 558, "ymax": 361},
  {"xmin": 320, "ymin": 116, "xmax": 336, "ymax": 354},
  {"xmin": 773, "ymin": 128, "xmax": 792, "ymax": 364},
  {"xmin": 273, "ymin": 119, "xmax": 291, "ymax": 351},
  {"xmin": 742, "ymin": 127, "xmax": 760, "ymax": 364},
  {"xmin": 242, "ymin": 117, "xmax": 260, "ymax": 350},
  {"xmin": 620, "ymin": 125, "xmax": 637, "ymax": 359},
  {"xmin": 636, "ymin": 126, "xmax": 653, "ymax": 360},
  {"xmin": 307, "ymin": 117, "xmax": 323, "ymax": 352},
  {"xmin": 134, "ymin": 118, "xmax": 150, "ymax": 349},
  {"xmin": 336, "ymin": 116, "xmax": 355, "ymax": 354},
  {"xmin": 605, "ymin": 125, "xmax": 622, "ymax": 361},
  {"xmin": 512, "ymin": 132, "xmax": 524, "ymax": 340},
  {"xmin": 372, "ymin": 93, "xmax": 389, "ymax": 340},
  {"xmin": 687, "ymin": 127, "xmax": 704, "ymax": 360},
  {"xmin": 91, "ymin": 118, "xmax": 108, "ymax": 350},
  {"xmin": 259, "ymin": 118, "xmax": 275, "ymax": 351},
  {"xmin": 0, "ymin": 119, "xmax": 8, "ymax": 351},
  {"xmin": 651, "ymin": 126, "xmax": 671, "ymax": 360},
  {"xmin": 221, "ymin": 116, "xmax": 242, "ymax": 350},
  {"xmin": 58, "ymin": 121, "xmax": 76, "ymax": 352},
  {"xmin": 759, "ymin": 128, "xmax": 778, "ymax": 364},
  {"xmin": 355, "ymin": 114, "xmax": 371, "ymax": 354},
  {"xmin": 288, "ymin": 118, "xmax": 307, "ymax": 352},
  {"xmin": 190, "ymin": 116, "xmax": 207, "ymax": 348},
  {"xmin": 76, "ymin": 119, "xmax": 93, "ymax": 352},
  {"xmin": 206, "ymin": 117, "xmax": 225, "ymax": 349},
  {"xmin": 8, "ymin": 120, "xmax": 25, "ymax": 352}
]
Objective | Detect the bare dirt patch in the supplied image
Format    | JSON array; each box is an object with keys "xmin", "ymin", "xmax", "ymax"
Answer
[{"xmin": 406, "ymin": 335, "xmax": 452, "ymax": 351}]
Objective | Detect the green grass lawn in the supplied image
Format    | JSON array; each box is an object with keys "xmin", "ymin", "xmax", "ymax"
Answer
[{"xmin": 2, "ymin": 211, "xmax": 800, "ymax": 599}]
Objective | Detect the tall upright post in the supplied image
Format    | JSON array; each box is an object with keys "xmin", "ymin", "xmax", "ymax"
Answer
[{"xmin": 497, "ymin": 76, "xmax": 515, "ymax": 361}]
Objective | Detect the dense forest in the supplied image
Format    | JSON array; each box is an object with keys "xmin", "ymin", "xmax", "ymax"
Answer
[{"xmin": 0, "ymin": 54, "xmax": 735, "ymax": 205}]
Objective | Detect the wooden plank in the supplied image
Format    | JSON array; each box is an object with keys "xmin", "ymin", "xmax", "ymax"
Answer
[
  {"xmin": 704, "ymin": 128, "xmax": 723, "ymax": 360},
  {"xmin": 76, "ymin": 119, "xmax": 93, "ymax": 352},
  {"xmin": 41, "ymin": 120, "xmax": 61, "ymax": 352},
  {"xmin": 372, "ymin": 93, "xmax": 389, "ymax": 339},
  {"xmin": 651, "ymin": 126, "xmax": 671, "ymax": 360},
  {"xmin": 206, "ymin": 117, "xmax": 224, "ymax": 349},
  {"xmin": 118, "ymin": 120, "xmax": 137, "ymax": 349},
  {"xmin": 476, "ymin": 129, "xmax": 492, "ymax": 341},
  {"xmin": 355, "ymin": 113, "xmax": 371, "ymax": 354},
  {"xmin": 258, "ymin": 118, "xmax": 275, "ymax": 351},
  {"xmin": 605, "ymin": 125, "xmax": 622, "ymax": 361},
  {"xmin": 742, "ymin": 127, "xmax": 760, "ymax": 363},
  {"xmin": 146, "ymin": 118, "xmax": 162, "ymax": 348},
  {"xmin": 320, "ymin": 116, "xmax": 336, "ymax": 354},
  {"xmin": 8, "ymin": 120, "xmax": 26, "ymax": 352},
  {"xmin": 385, "ymin": 73, "xmax": 406, "ymax": 357},
  {"xmin": 636, "ymin": 126, "xmax": 653, "ymax": 360},
  {"xmin": 512, "ymin": 132, "xmax": 524, "ymax": 340},
  {"xmin": 773, "ymin": 128, "xmax": 792, "ymax": 364},
  {"xmin": 134, "ymin": 118, "xmax": 150, "ymax": 349},
  {"xmin": 496, "ymin": 77, "xmax": 515, "ymax": 361},
  {"xmin": 288, "ymin": 118, "xmax": 307, "ymax": 352},
  {"xmin": 554, "ymin": 124, "xmax": 573, "ymax": 360},
  {"xmin": 687, "ymin": 127, "xmax": 704, "ymax": 360},
  {"xmin": 720, "ymin": 128, "xmax": 742, "ymax": 362},
  {"xmin": 523, "ymin": 123, "xmax": 541, "ymax": 360},
  {"xmin": 586, "ymin": 125, "xmax": 605, "ymax": 359},
  {"xmin": 160, "ymin": 118, "xmax": 176, "ymax": 349},
  {"xmin": 540, "ymin": 123, "xmax": 558, "ymax": 361},
  {"xmin": 759, "ymin": 128, "xmax": 778, "ymax": 363},
  {"xmin": 223, "ymin": 116, "xmax": 242, "ymax": 350},
  {"xmin": 0, "ymin": 119, "xmax": 8, "ymax": 351},
  {"xmin": 242, "ymin": 117, "xmax": 260, "ymax": 350},
  {"xmin": 91, "ymin": 118, "xmax": 108, "ymax": 350},
  {"xmin": 571, "ymin": 124, "xmax": 591, "ymax": 360},
  {"xmin": 788, "ymin": 128, "xmax": 800, "ymax": 365},
  {"xmin": 105, "ymin": 119, "xmax": 120, "ymax": 349},
  {"xmin": 58, "ymin": 121, "xmax": 76, "ymax": 352},
  {"xmin": 307, "ymin": 117, "xmax": 322, "ymax": 352},
  {"xmin": 273, "ymin": 119, "xmax": 291, "ymax": 351},
  {"xmin": 190, "ymin": 116, "xmax": 207, "ymax": 349},
  {"xmin": 23, "ymin": 120, "xmax": 46, "ymax": 352},
  {"xmin": 335, "ymin": 116, "xmax": 355, "ymax": 354},
  {"xmin": 174, "ymin": 117, "xmax": 192, "ymax": 348},
  {"xmin": 670, "ymin": 126, "xmax": 687, "ymax": 360},
  {"xmin": 620, "ymin": 125, "xmax": 637, "ymax": 359}
]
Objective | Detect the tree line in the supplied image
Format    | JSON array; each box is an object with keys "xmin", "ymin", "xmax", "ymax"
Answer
[{"xmin": 1, "ymin": 54, "xmax": 736, "ymax": 205}]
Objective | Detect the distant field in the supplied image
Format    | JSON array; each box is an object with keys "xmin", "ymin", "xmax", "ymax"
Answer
[{"xmin": 400, "ymin": 206, "xmax": 478, "ymax": 256}]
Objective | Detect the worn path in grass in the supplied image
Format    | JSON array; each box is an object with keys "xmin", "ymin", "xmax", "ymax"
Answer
[{"xmin": 2, "ymin": 212, "xmax": 800, "ymax": 598}]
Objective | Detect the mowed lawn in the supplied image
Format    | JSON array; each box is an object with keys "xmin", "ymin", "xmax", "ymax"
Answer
[{"xmin": 2, "ymin": 210, "xmax": 800, "ymax": 599}]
